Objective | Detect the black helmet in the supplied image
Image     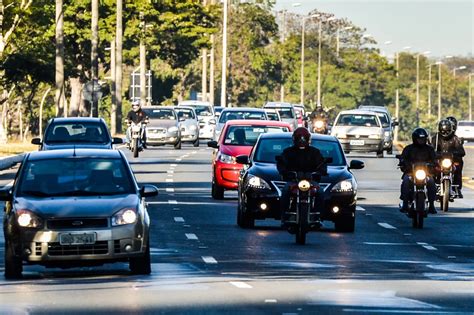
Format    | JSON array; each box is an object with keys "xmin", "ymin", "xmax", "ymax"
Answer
[
  {"xmin": 292, "ymin": 127, "xmax": 311, "ymax": 149},
  {"xmin": 438, "ymin": 119, "xmax": 454, "ymax": 138},
  {"xmin": 446, "ymin": 116, "xmax": 458, "ymax": 131},
  {"xmin": 412, "ymin": 128, "xmax": 429, "ymax": 146}
]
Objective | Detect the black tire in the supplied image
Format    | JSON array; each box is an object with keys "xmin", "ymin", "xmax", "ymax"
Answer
[
  {"xmin": 133, "ymin": 140, "xmax": 139, "ymax": 158},
  {"xmin": 441, "ymin": 180, "xmax": 450, "ymax": 212},
  {"xmin": 174, "ymin": 140, "xmax": 182, "ymax": 150},
  {"xmin": 335, "ymin": 214, "xmax": 355, "ymax": 233},
  {"xmin": 237, "ymin": 198, "xmax": 254, "ymax": 228},
  {"xmin": 4, "ymin": 241, "xmax": 22, "ymax": 279},
  {"xmin": 415, "ymin": 192, "xmax": 425, "ymax": 229},
  {"xmin": 417, "ymin": 212, "xmax": 424, "ymax": 229},
  {"xmin": 129, "ymin": 239, "xmax": 151, "ymax": 275},
  {"xmin": 193, "ymin": 137, "xmax": 200, "ymax": 147},
  {"xmin": 387, "ymin": 147, "xmax": 393, "ymax": 155},
  {"xmin": 376, "ymin": 150, "xmax": 384, "ymax": 158},
  {"xmin": 211, "ymin": 179, "xmax": 224, "ymax": 200},
  {"xmin": 295, "ymin": 204, "xmax": 308, "ymax": 245}
]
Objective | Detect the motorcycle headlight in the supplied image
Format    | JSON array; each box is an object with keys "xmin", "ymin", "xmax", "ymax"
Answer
[
  {"xmin": 298, "ymin": 180, "xmax": 311, "ymax": 192},
  {"xmin": 441, "ymin": 158, "xmax": 452, "ymax": 169},
  {"xmin": 17, "ymin": 209, "xmax": 43, "ymax": 228},
  {"xmin": 246, "ymin": 175, "xmax": 271, "ymax": 190},
  {"xmin": 168, "ymin": 126, "xmax": 178, "ymax": 133},
  {"xmin": 415, "ymin": 169, "xmax": 427, "ymax": 181},
  {"xmin": 218, "ymin": 152, "xmax": 236, "ymax": 164},
  {"xmin": 331, "ymin": 179, "xmax": 354, "ymax": 192},
  {"xmin": 314, "ymin": 120, "xmax": 324, "ymax": 129},
  {"xmin": 112, "ymin": 209, "xmax": 137, "ymax": 226}
]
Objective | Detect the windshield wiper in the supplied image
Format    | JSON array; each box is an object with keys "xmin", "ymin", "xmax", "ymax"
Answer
[
  {"xmin": 21, "ymin": 190, "xmax": 54, "ymax": 197},
  {"xmin": 51, "ymin": 190, "xmax": 126, "ymax": 197}
]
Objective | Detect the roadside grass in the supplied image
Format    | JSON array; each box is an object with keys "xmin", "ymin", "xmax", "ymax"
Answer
[{"xmin": 0, "ymin": 142, "xmax": 36, "ymax": 157}]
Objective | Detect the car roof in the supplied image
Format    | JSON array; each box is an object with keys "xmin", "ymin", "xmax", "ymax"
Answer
[
  {"xmin": 142, "ymin": 106, "xmax": 175, "ymax": 110},
  {"xmin": 174, "ymin": 106, "xmax": 195, "ymax": 111},
  {"xmin": 178, "ymin": 100, "xmax": 212, "ymax": 106},
  {"xmin": 50, "ymin": 117, "xmax": 106, "ymax": 123},
  {"xmin": 27, "ymin": 149, "xmax": 123, "ymax": 161},
  {"xmin": 264, "ymin": 102, "xmax": 293, "ymax": 108},
  {"xmin": 338, "ymin": 109, "xmax": 381, "ymax": 116},
  {"xmin": 221, "ymin": 107, "xmax": 265, "ymax": 112},
  {"xmin": 259, "ymin": 132, "xmax": 338, "ymax": 142},
  {"xmin": 224, "ymin": 119, "xmax": 291, "ymax": 127},
  {"xmin": 358, "ymin": 105, "xmax": 390, "ymax": 113}
]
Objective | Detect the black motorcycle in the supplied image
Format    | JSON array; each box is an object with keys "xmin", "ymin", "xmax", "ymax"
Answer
[
  {"xmin": 436, "ymin": 152, "xmax": 458, "ymax": 212},
  {"xmin": 311, "ymin": 118, "xmax": 329, "ymax": 134}
]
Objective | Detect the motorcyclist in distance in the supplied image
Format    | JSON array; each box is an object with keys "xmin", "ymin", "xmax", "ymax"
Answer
[
  {"xmin": 399, "ymin": 128, "xmax": 437, "ymax": 214},
  {"xmin": 431, "ymin": 118, "xmax": 466, "ymax": 198},
  {"xmin": 277, "ymin": 127, "xmax": 327, "ymax": 225},
  {"xmin": 126, "ymin": 100, "xmax": 149, "ymax": 148}
]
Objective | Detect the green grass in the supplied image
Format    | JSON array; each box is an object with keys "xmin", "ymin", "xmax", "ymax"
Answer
[{"xmin": 0, "ymin": 142, "xmax": 37, "ymax": 157}]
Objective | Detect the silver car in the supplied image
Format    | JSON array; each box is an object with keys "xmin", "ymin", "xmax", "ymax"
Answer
[
  {"xmin": 178, "ymin": 101, "xmax": 216, "ymax": 140},
  {"xmin": 358, "ymin": 105, "xmax": 398, "ymax": 154},
  {"xmin": 263, "ymin": 102, "xmax": 298, "ymax": 130},
  {"xmin": 214, "ymin": 107, "xmax": 268, "ymax": 140},
  {"xmin": 331, "ymin": 109, "xmax": 385, "ymax": 158},
  {"xmin": 143, "ymin": 106, "xmax": 182, "ymax": 149},
  {"xmin": 175, "ymin": 106, "xmax": 200, "ymax": 147}
]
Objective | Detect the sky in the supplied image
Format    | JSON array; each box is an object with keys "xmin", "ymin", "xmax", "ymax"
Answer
[{"xmin": 274, "ymin": 0, "xmax": 473, "ymax": 59}]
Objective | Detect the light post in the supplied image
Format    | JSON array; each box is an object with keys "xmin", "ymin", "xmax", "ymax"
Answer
[
  {"xmin": 436, "ymin": 55, "xmax": 453, "ymax": 120},
  {"xmin": 453, "ymin": 65, "xmax": 467, "ymax": 77},
  {"xmin": 335, "ymin": 26, "xmax": 353, "ymax": 57},
  {"xmin": 427, "ymin": 63, "xmax": 436, "ymax": 119},
  {"xmin": 469, "ymin": 73, "xmax": 473, "ymax": 121},
  {"xmin": 220, "ymin": 0, "xmax": 228, "ymax": 107},
  {"xmin": 300, "ymin": 13, "xmax": 319, "ymax": 105},
  {"xmin": 393, "ymin": 46, "xmax": 411, "ymax": 142},
  {"xmin": 415, "ymin": 51, "xmax": 430, "ymax": 126}
]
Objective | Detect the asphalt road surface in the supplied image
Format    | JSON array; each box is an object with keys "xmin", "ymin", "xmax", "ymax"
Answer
[{"xmin": 0, "ymin": 144, "xmax": 473, "ymax": 314}]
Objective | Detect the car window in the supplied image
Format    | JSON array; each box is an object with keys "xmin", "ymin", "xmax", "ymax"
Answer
[
  {"xmin": 144, "ymin": 109, "xmax": 176, "ymax": 120},
  {"xmin": 18, "ymin": 158, "xmax": 135, "ymax": 197},
  {"xmin": 219, "ymin": 111, "xmax": 266, "ymax": 123},
  {"xmin": 266, "ymin": 112, "xmax": 279, "ymax": 121},
  {"xmin": 375, "ymin": 113, "xmax": 390, "ymax": 127},
  {"xmin": 223, "ymin": 125, "xmax": 289, "ymax": 146},
  {"xmin": 254, "ymin": 138, "xmax": 344, "ymax": 166},
  {"xmin": 44, "ymin": 122, "xmax": 109, "ymax": 144},
  {"xmin": 176, "ymin": 109, "xmax": 195, "ymax": 120},
  {"xmin": 276, "ymin": 108, "xmax": 294, "ymax": 119},
  {"xmin": 192, "ymin": 105, "xmax": 213, "ymax": 116},
  {"xmin": 336, "ymin": 114, "xmax": 380, "ymax": 127},
  {"xmin": 458, "ymin": 121, "xmax": 474, "ymax": 127}
]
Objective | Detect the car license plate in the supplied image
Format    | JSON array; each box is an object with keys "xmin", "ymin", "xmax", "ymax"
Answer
[
  {"xmin": 148, "ymin": 134, "xmax": 164, "ymax": 139},
  {"xmin": 59, "ymin": 233, "xmax": 96, "ymax": 245},
  {"xmin": 350, "ymin": 140, "xmax": 365, "ymax": 146}
]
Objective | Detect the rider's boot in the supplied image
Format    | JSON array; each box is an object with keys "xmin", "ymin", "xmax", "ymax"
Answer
[{"xmin": 428, "ymin": 202, "xmax": 437, "ymax": 214}]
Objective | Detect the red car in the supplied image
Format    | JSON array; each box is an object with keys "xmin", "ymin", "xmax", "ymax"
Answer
[{"xmin": 207, "ymin": 120, "xmax": 292, "ymax": 199}]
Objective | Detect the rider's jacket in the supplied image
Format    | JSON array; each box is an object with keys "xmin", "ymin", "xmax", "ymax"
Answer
[
  {"xmin": 400, "ymin": 143, "xmax": 437, "ymax": 174},
  {"xmin": 277, "ymin": 145, "xmax": 327, "ymax": 180},
  {"xmin": 309, "ymin": 109, "xmax": 328, "ymax": 121},
  {"xmin": 430, "ymin": 133, "xmax": 465, "ymax": 163},
  {"xmin": 126, "ymin": 109, "xmax": 148, "ymax": 125}
]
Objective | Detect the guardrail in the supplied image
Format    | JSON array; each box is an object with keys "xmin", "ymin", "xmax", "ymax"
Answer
[{"xmin": 0, "ymin": 154, "xmax": 24, "ymax": 171}]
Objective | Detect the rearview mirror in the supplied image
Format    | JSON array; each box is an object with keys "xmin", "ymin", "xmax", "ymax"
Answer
[
  {"xmin": 140, "ymin": 185, "xmax": 159, "ymax": 198},
  {"xmin": 31, "ymin": 138, "xmax": 42, "ymax": 145},
  {"xmin": 349, "ymin": 160, "xmax": 365, "ymax": 170},
  {"xmin": 207, "ymin": 140, "xmax": 219, "ymax": 149},
  {"xmin": 112, "ymin": 137, "xmax": 124, "ymax": 144},
  {"xmin": 236, "ymin": 155, "xmax": 250, "ymax": 165}
]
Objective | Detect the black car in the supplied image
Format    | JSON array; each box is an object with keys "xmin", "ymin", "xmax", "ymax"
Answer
[
  {"xmin": 1, "ymin": 149, "xmax": 158, "ymax": 279},
  {"xmin": 236, "ymin": 133, "xmax": 364, "ymax": 232},
  {"xmin": 31, "ymin": 117, "xmax": 123, "ymax": 150}
]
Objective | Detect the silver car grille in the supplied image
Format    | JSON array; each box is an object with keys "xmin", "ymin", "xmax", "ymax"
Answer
[
  {"xmin": 271, "ymin": 181, "xmax": 330, "ymax": 197},
  {"xmin": 148, "ymin": 128, "xmax": 166, "ymax": 134},
  {"xmin": 47, "ymin": 241, "xmax": 109, "ymax": 256}
]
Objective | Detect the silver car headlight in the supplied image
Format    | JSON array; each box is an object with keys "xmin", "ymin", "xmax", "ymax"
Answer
[
  {"xmin": 17, "ymin": 209, "xmax": 43, "ymax": 228},
  {"xmin": 217, "ymin": 152, "xmax": 236, "ymax": 164},
  {"xmin": 112, "ymin": 209, "xmax": 137, "ymax": 226},
  {"xmin": 369, "ymin": 134, "xmax": 381, "ymax": 139},
  {"xmin": 331, "ymin": 179, "xmax": 354, "ymax": 192},
  {"xmin": 246, "ymin": 175, "xmax": 272, "ymax": 190},
  {"xmin": 168, "ymin": 126, "xmax": 178, "ymax": 133},
  {"xmin": 384, "ymin": 131, "xmax": 390, "ymax": 137}
]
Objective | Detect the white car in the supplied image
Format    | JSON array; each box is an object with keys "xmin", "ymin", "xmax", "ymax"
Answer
[
  {"xmin": 456, "ymin": 120, "xmax": 474, "ymax": 142},
  {"xmin": 175, "ymin": 106, "xmax": 200, "ymax": 147},
  {"xmin": 178, "ymin": 101, "xmax": 216, "ymax": 140}
]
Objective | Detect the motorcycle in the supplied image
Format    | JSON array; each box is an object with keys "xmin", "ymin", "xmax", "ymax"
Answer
[
  {"xmin": 311, "ymin": 118, "xmax": 329, "ymax": 134},
  {"xmin": 283, "ymin": 171, "xmax": 322, "ymax": 245},
  {"xmin": 397, "ymin": 155, "xmax": 430, "ymax": 229},
  {"xmin": 128, "ymin": 121, "xmax": 147, "ymax": 158},
  {"xmin": 436, "ymin": 153, "xmax": 458, "ymax": 212}
]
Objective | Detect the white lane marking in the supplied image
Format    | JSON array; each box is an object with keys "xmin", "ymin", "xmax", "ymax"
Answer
[
  {"xmin": 448, "ymin": 256, "xmax": 456, "ymax": 259},
  {"xmin": 166, "ymin": 179, "xmax": 174, "ymax": 183},
  {"xmin": 1, "ymin": 180, "xmax": 14, "ymax": 189},
  {"xmin": 404, "ymin": 233, "xmax": 412, "ymax": 236},
  {"xmin": 192, "ymin": 151, "xmax": 197, "ymax": 154},
  {"xmin": 182, "ymin": 155, "xmax": 189, "ymax": 158},
  {"xmin": 167, "ymin": 174, "xmax": 173, "ymax": 177},
  {"xmin": 356, "ymin": 206, "xmax": 365, "ymax": 211},
  {"xmin": 167, "ymin": 170, "xmax": 174, "ymax": 174},
  {"xmin": 365, "ymin": 213, "xmax": 373, "ymax": 216},
  {"xmin": 168, "ymin": 200, "xmax": 178, "ymax": 205},
  {"xmin": 229, "ymin": 281, "xmax": 252, "ymax": 289},
  {"xmin": 417, "ymin": 242, "xmax": 428, "ymax": 245},
  {"xmin": 202, "ymin": 256, "xmax": 218, "ymax": 264},
  {"xmin": 173, "ymin": 208, "xmax": 180, "ymax": 211},
  {"xmin": 174, "ymin": 217, "xmax": 185, "ymax": 222},
  {"xmin": 185, "ymin": 233, "xmax": 198, "ymax": 240},
  {"xmin": 422, "ymin": 245, "xmax": 437, "ymax": 251},
  {"xmin": 378, "ymin": 222, "xmax": 397, "ymax": 229},
  {"xmin": 175, "ymin": 158, "xmax": 182, "ymax": 161},
  {"xmin": 364, "ymin": 242, "xmax": 409, "ymax": 246},
  {"xmin": 264, "ymin": 299, "xmax": 277, "ymax": 303},
  {"xmin": 171, "ymin": 163, "xmax": 177, "ymax": 167},
  {"xmin": 166, "ymin": 188, "xmax": 175, "ymax": 192}
]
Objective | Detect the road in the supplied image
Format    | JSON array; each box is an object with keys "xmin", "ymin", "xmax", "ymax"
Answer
[{"xmin": 0, "ymin": 144, "xmax": 473, "ymax": 314}]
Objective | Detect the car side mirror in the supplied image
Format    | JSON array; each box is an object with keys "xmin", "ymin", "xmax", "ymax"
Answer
[
  {"xmin": 349, "ymin": 160, "xmax": 365, "ymax": 170},
  {"xmin": 140, "ymin": 185, "xmax": 159, "ymax": 198},
  {"xmin": 207, "ymin": 140, "xmax": 219, "ymax": 149},
  {"xmin": 179, "ymin": 117, "xmax": 186, "ymax": 122},
  {"xmin": 112, "ymin": 137, "xmax": 124, "ymax": 145},
  {"xmin": 236, "ymin": 155, "xmax": 250, "ymax": 165},
  {"xmin": 0, "ymin": 189, "xmax": 12, "ymax": 201},
  {"xmin": 31, "ymin": 138, "xmax": 42, "ymax": 145},
  {"xmin": 209, "ymin": 119, "xmax": 216, "ymax": 125}
]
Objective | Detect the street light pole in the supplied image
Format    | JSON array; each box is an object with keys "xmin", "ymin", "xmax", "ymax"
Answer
[
  {"xmin": 139, "ymin": 12, "xmax": 147, "ymax": 107},
  {"xmin": 437, "ymin": 61, "xmax": 442, "ymax": 121},
  {"xmin": 453, "ymin": 65, "xmax": 467, "ymax": 77},
  {"xmin": 209, "ymin": 0, "xmax": 215, "ymax": 106},
  {"xmin": 280, "ymin": 10, "xmax": 286, "ymax": 102},
  {"xmin": 317, "ymin": 18, "xmax": 322, "ymax": 106},
  {"xmin": 469, "ymin": 73, "xmax": 473, "ymax": 121},
  {"xmin": 428, "ymin": 64, "xmax": 433, "ymax": 119},
  {"xmin": 300, "ymin": 17, "xmax": 305, "ymax": 105},
  {"xmin": 415, "ymin": 51, "xmax": 430, "ymax": 126},
  {"xmin": 201, "ymin": 0, "xmax": 208, "ymax": 102},
  {"xmin": 220, "ymin": 0, "xmax": 228, "ymax": 107},
  {"xmin": 394, "ymin": 52, "xmax": 400, "ymax": 142}
]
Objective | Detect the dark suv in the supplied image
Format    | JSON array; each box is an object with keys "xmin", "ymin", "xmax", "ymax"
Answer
[{"xmin": 32, "ymin": 117, "xmax": 123, "ymax": 150}]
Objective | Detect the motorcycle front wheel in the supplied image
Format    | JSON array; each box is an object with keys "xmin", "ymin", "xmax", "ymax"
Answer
[
  {"xmin": 133, "ymin": 139, "xmax": 139, "ymax": 158},
  {"xmin": 441, "ymin": 179, "xmax": 450, "ymax": 212},
  {"xmin": 413, "ymin": 192, "xmax": 425, "ymax": 229},
  {"xmin": 296, "ymin": 204, "xmax": 309, "ymax": 245}
]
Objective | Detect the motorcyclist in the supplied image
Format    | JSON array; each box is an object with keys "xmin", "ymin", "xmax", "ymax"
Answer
[
  {"xmin": 399, "ymin": 128, "xmax": 437, "ymax": 214},
  {"xmin": 431, "ymin": 118, "xmax": 465, "ymax": 198},
  {"xmin": 308, "ymin": 105, "xmax": 329, "ymax": 133},
  {"xmin": 126, "ymin": 100, "xmax": 148, "ymax": 148},
  {"xmin": 277, "ymin": 127, "xmax": 327, "ymax": 225}
]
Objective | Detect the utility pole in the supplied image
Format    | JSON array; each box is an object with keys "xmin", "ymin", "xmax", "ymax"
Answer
[
  {"xmin": 469, "ymin": 73, "xmax": 473, "ymax": 121},
  {"xmin": 201, "ymin": 0, "xmax": 208, "ymax": 102},
  {"xmin": 300, "ymin": 17, "xmax": 305, "ymax": 105},
  {"xmin": 394, "ymin": 52, "xmax": 400, "ymax": 142},
  {"xmin": 415, "ymin": 53, "xmax": 420, "ymax": 126},
  {"xmin": 114, "ymin": 0, "xmax": 123, "ymax": 134},
  {"xmin": 139, "ymin": 12, "xmax": 146, "ymax": 107},
  {"xmin": 209, "ymin": 0, "xmax": 215, "ymax": 106},
  {"xmin": 427, "ymin": 64, "xmax": 432, "ymax": 119},
  {"xmin": 438, "ymin": 62, "xmax": 442, "ymax": 121},
  {"xmin": 220, "ymin": 0, "xmax": 228, "ymax": 107},
  {"xmin": 91, "ymin": 0, "xmax": 99, "ymax": 117},
  {"xmin": 110, "ymin": 40, "xmax": 117, "ymax": 133},
  {"xmin": 280, "ymin": 10, "xmax": 286, "ymax": 102},
  {"xmin": 55, "ymin": 0, "xmax": 66, "ymax": 117},
  {"xmin": 317, "ymin": 19, "xmax": 322, "ymax": 106}
]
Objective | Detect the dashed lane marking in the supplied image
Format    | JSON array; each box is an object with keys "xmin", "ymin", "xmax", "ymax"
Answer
[
  {"xmin": 185, "ymin": 233, "xmax": 198, "ymax": 240},
  {"xmin": 167, "ymin": 170, "xmax": 174, "ymax": 174},
  {"xmin": 168, "ymin": 200, "xmax": 178, "ymax": 205},
  {"xmin": 229, "ymin": 281, "xmax": 252, "ymax": 289},
  {"xmin": 422, "ymin": 245, "xmax": 437, "ymax": 251},
  {"xmin": 166, "ymin": 188, "xmax": 175, "ymax": 192},
  {"xmin": 356, "ymin": 206, "xmax": 365, "ymax": 211},
  {"xmin": 167, "ymin": 174, "xmax": 173, "ymax": 177},
  {"xmin": 174, "ymin": 217, "xmax": 185, "ymax": 222},
  {"xmin": 1, "ymin": 181, "xmax": 14, "ymax": 189},
  {"xmin": 202, "ymin": 256, "xmax": 218, "ymax": 264},
  {"xmin": 166, "ymin": 179, "xmax": 174, "ymax": 183},
  {"xmin": 171, "ymin": 164, "xmax": 177, "ymax": 167},
  {"xmin": 378, "ymin": 222, "xmax": 397, "ymax": 229},
  {"xmin": 448, "ymin": 256, "xmax": 456, "ymax": 259},
  {"xmin": 417, "ymin": 242, "xmax": 428, "ymax": 245},
  {"xmin": 175, "ymin": 158, "xmax": 182, "ymax": 161},
  {"xmin": 264, "ymin": 299, "xmax": 277, "ymax": 303}
]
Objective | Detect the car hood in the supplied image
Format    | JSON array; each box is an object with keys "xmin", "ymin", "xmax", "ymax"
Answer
[
  {"xmin": 147, "ymin": 120, "xmax": 177, "ymax": 128},
  {"xmin": 14, "ymin": 194, "xmax": 139, "ymax": 218},
  {"xmin": 249, "ymin": 163, "xmax": 351, "ymax": 185},
  {"xmin": 220, "ymin": 144, "xmax": 253, "ymax": 157},
  {"xmin": 332, "ymin": 125, "xmax": 382, "ymax": 136},
  {"xmin": 42, "ymin": 143, "xmax": 112, "ymax": 150},
  {"xmin": 179, "ymin": 120, "xmax": 198, "ymax": 128}
]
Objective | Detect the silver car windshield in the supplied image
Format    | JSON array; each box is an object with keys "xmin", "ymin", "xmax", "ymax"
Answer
[
  {"xmin": 18, "ymin": 158, "xmax": 135, "ymax": 197},
  {"xmin": 336, "ymin": 114, "xmax": 380, "ymax": 127},
  {"xmin": 219, "ymin": 111, "xmax": 266, "ymax": 123},
  {"xmin": 144, "ymin": 109, "xmax": 176, "ymax": 120},
  {"xmin": 254, "ymin": 138, "xmax": 345, "ymax": 166},
  {"xmin": 176, "ymin": 109, "xmax": 196, "ymax": 120},
  {"xmin": 44, "ymin": 122, "xmax": 109, "ymax": 144},
  {"xmin": 276, "ymin": 108, "xmax": 294, "ymax": 119}
]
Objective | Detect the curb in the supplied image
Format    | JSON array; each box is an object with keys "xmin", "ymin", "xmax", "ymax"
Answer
[{"xmin": 0, "ymin": 154, "xmax": 24, "ymax": 171}]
